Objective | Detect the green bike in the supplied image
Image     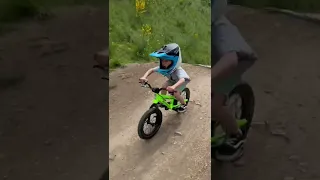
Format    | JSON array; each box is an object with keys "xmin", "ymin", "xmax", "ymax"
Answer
[
  {"xmin": 211, "ymin": 82, "xmax": 255, "ymax": 161},
  {"xmin": 137, "ymin": 82, "xmax": 190, "ymax": 139}
]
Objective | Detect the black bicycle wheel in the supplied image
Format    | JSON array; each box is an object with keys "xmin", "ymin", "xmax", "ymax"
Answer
[
  {"xmin": 228, "ymin": 82, "xmax": 255, "ymax": 138},
  {"xmin": 137, "ymin": 107, "xmax": 163, "ymax": 139},
  {"xmin": 211, "ymin": 82, "xmax": 255, "ymax": 161},
  {"xmin": 173, "ymin": 88, "xmax": 191, "ymax": 106}
]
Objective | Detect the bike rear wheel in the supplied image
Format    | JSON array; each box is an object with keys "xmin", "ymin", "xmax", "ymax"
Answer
[
  {"xmin": 173, "ymin": 88, "xmax": 191, "ymax": 106},
  {"xmin": 228, "ymin": 82, "xmax": 255, "ymax": 138},
  {"xmin": 211, "ymin": 82, "xmax": 255, "ymax": 158},
  {"xmin": 137, "ymin": 107, "xmax": 163, "ymax": 139}
]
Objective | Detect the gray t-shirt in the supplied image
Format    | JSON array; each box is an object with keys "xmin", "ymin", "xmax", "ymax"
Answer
[
  {"xmin": 212, "ymin": 16, "xmax": 257, "ymax": 66},
  {"xmin": 154, "ymin": 67, "xmax": 190, "ymax": 83}
]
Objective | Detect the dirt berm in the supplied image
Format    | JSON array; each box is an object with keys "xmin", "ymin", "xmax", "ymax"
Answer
[{"xmin": 109, "ymin": 63, "xmax": 211, "ymax": 180}]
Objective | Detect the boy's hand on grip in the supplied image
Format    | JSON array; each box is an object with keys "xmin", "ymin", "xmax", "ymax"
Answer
[{"xmin": 139, "ymin": 77, "xmax": 148, "ymax": 83}]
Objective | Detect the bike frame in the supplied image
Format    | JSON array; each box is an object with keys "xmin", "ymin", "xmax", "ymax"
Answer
[
  {"xmin": 211, "ymin": 119, "xmax": 247, "ymax": 147},
  {"xmin": 141, "ymin": 82, "xmax": 188, "ymax": 110},
  {"xmin": 153, "ymin": 93, "xmax": 188, "ymax": 110}
]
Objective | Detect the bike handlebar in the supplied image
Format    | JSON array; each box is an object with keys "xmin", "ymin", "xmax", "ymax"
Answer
[{"xmin": 139, "ymin": 81, "xmax": 176, "ymax": 94}]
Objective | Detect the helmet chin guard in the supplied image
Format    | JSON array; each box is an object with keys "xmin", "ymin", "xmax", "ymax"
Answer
[{"xmin": 149, "ymin": 43, "xmax": 182, "ymax": 76}]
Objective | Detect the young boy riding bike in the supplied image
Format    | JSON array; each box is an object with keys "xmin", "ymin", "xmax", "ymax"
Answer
[
  {"xmin": 139, "ymin": 43, "xmax": 191, "ymax": 113},
  {"xmin": 212, "ymin": 0, "xmax": 258, "ymax": 161}
]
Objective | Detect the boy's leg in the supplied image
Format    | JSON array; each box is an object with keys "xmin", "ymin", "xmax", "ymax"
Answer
[
  {"xmin": 174, "ymin": 82, "xmax": 188, "ymax": 105},
  {"xmin": 212, "ymin": 60, "xmax": 254, "ymax": 160},
  {"xmin": 161, "ymin": 80, "xmax": 171, "ymax": 95},
  {"xmin": 174, "ymin": 82, "xmax": 188, "ymax": 112}
]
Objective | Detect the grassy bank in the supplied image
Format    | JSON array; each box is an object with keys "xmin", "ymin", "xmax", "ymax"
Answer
[
  {"xmin": 109, "ymin": 0, "xmax": 211, "ymax": 69},
  {"xmin": 229, "ymin": 0, "xmax": 320, "ymax": 12}
]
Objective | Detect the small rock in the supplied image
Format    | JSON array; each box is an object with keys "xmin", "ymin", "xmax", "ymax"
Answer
[
  {"xmin": 200, "ymin": 117, "xmax": 203, "ymax": 120},
  {"xmin": 252, "ymin": 121, "xmax": 269, "ymax": 126},
  {"xmin": 109, "ymin": 154, "xmax": 116, "ymax": 161},
  {"xmin": 173, "ymin": 141, "xmax": 177, "ymax": 145},
  {"xmin": 284, "ymin": 177, "xmax": 295, "ymax": 180},
  {"xmin": 264, "ymin": 90, "xmax": 274, "ymax": 95},
  {"xmin": 161, "ymin": 152, "xmax": 165, "ymax": 155},
  {"xmin": 3, "ymin": 175, "xmax": 8, "ymax": 180},
  {"xmin": 288, "ymin": 155, "xmax": 299, "ymax": 161},
  {"xmin": 174, "ymin": 131, "xmax": 182, "ymax": 136},
  {"xmin": 299, "ymin": 162, "xmax": 308, "ymax": 167},
  {"xmin": 271, "ymin": 130, "xmax": 290, "ymax": 142},
  {"xmin": 271, "ymin": 129, "xmax": 286, "ymax": 136},
  {"xmin": 297, "ymin": 103, "xmax": 303, "ymax": 107},
  {"xmin": 298, "ymin": 167, "xmax": 307, "ymax": 173}
]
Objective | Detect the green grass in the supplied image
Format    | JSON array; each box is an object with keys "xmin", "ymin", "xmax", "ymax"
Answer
[
  {"xmin": 230, "ymin": 0, "xmax": 320, "ymax": 12},
  {"xmin": 109, "ymin": 0, "xmax": 211, "ymax": 69}
]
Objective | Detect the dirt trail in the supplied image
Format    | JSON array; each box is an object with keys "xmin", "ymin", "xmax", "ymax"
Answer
[
  {"xmin": 109, "ymin": 63, "xmax": 211, "ymax": 180},
  {"xmin": 0, "ymin": 6, "xmax": 108, "ymax": 180},
  {"xmin": 212, "ymin": 6, "xmax": 320, "ymax": 180}
]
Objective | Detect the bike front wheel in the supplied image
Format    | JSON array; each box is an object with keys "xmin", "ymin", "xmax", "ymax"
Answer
[{"xmin": 137, "ymin": 107, "xmax": 163, "ymax": 139}]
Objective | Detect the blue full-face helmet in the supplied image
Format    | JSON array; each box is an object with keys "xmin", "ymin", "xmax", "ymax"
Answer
[{"xmin": 149, "ymin": 43, "xmax": 181, "ymax": 76}]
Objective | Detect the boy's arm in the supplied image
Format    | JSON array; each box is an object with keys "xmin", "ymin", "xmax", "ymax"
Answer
[
  {"xmin": 212, "ymin": 51, "xmax": 238, "ymax": 82},
  {"xmin": 212, "ymin": 16, "xmax": 257, "ymax": 82},
  {"xmin": 142, "ymin": 67, "xmax": 158, "ymax": 78},
  {"xmin": 172, "ymin": 69, "xmax": 190, "ymax": 89},
  {"xmin": 172, "ymin": 78, "xmax": 186, "ymax": 89}
]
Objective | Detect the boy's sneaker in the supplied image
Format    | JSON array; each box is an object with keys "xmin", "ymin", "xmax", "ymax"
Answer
[
  {"xmin": 177, "ymin": 104, "xmax": 187, "ymax": 113},
  {"xmin": 215, "ymin": 132, "xmax": 245, "ymax": 161}
]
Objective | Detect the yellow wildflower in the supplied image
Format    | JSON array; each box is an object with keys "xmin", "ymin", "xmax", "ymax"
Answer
[
  {"xmin": 141, "ymin": 24, "xmax": 152, "ymax": 36},
  {"xmin": 136, "ymin": 0, "xmax": 146, "ymax": 14}
]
